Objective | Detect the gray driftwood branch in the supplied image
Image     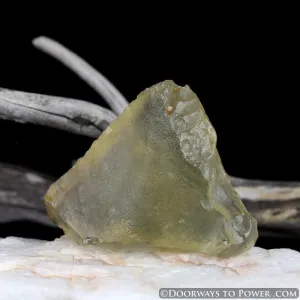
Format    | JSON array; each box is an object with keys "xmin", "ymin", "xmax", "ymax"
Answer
[
  {"xmin": 232, "ymin": 177, "xmax": 300, "ymax": 232},
  {"xmin": 0, "ymin": 162, "xmax": 53, "ymax": 226},
  {"xmin": 0, "ymin": 88, "xmax": 116, "ymax": 137}
]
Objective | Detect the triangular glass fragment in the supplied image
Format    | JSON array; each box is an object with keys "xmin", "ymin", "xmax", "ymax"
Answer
[{"xmin": 45, "ymin": 80, "xmax": 258, "ymax": 257}]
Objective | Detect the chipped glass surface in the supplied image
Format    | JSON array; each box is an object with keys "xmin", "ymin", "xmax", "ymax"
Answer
[{"xmin": 45, "ymin": 80, "xmax": 258, "ymax": 257}]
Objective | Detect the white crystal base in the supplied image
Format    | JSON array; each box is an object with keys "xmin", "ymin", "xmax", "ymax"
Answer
[{"xmin": 0, "ymin": 236, "xmax": 299, "ymax": 299}]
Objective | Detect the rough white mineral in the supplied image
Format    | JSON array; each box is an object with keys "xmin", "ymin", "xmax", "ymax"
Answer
[{"xmin": 0, "ymin": 235, "xmax": 299, "ymax": 299}]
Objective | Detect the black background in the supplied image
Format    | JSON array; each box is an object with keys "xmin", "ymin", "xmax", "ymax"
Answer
[{"xmin": 0, "ymin": 24, "xmax": 299, "ymax": 250}]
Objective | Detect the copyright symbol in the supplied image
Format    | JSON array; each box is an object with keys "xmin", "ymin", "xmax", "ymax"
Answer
[{"xmin": 160, "ymin": 289, "xmax": 169, "ymax": 298}]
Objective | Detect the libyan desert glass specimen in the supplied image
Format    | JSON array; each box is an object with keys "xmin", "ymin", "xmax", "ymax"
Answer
[{"xmin": 45, "ymin": 80, "xmax": 258, "ymax": 257}]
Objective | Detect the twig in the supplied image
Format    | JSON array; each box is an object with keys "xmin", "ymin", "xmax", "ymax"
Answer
[
  {"xmin": 0, "ymin": 88, "xmax": 116, "ymax": 137},
  {"xmin": 32, "ymin": 36, "xmax": 129, "ymax": 115}
]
